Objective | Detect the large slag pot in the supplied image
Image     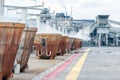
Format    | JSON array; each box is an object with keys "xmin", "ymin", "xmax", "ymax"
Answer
[
  {"xmin": 15, "ymin": 27, "xmax": 37, "ymax": 72},
  {"xmin": 34, "ymin": 33, "xmax": 61, "ymax": 59},
  {"xmin": 75, "ymin": 39, "xmax": 82, "ymax": 49},
  {"xmin": 58, "ymin": 36, "xmax": 70, "ymax": 56},
  {"xmin": 0, "ymin": 22, "xmax": 25, "ymax": 80},
  {"xmin": 72, "ymin": 38, "xmax": 82, "ymax": 50}
]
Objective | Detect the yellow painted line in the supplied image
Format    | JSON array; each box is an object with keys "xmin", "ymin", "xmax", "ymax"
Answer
[{"xmin": 65, "ymin": 48, "xmax": 90, "ymax": 80}]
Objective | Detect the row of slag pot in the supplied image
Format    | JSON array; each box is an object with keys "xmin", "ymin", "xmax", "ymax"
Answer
[
  {"xmin": 34, "ymin": 33, "xmax": 82, "ymax": 59},
  {"xmin": 0, "ymin": 19, "xmax": 37, "ymax": 80},
  {"xmin": 0, "ymin": 18, "xmax": 82, "ymax": 80}
]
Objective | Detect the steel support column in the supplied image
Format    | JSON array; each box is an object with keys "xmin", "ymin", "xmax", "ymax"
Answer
[
  {"xmin": 106, "ymin": 33, "xmax": 108, "ymax": 45},
  {"xmin": 98, "ymin": 33, "xmax": 101, "ymax": 47},
  {"xmin": 22, "ymin": 9, "xmax": 28, "ymax": 23},
  {"xmin": 0, "ymin": 0, "xmax": 4, "ymax": 15},
  {"xmin": 36, "ymin": 15, "xmax": 40, "ymax": 27}
]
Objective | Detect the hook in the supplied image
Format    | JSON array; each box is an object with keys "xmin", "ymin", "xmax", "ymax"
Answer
[{"xmin": 46, "ymin": 50, "xmax": 51, "ymax": 57}]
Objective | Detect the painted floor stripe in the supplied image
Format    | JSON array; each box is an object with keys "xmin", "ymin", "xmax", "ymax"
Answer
[
  {"xmin": 41, "ymin": 53, "xmax": 81, "ymax": 80},
  {"xmin": 65, "ymin": 48, "xmax": 90, "ymax": 80}
]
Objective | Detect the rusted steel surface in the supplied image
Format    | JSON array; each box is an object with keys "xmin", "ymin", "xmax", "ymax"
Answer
[
  {"xmin": 76, "ymin": 39, "xmax": 82, "ymax": 48},
  {"xmin": 15, "ymin": 27, "xmax": 37, "ymax": 72},
  {"xmin": 71, "ymin": 38, "xmax": 82, "ymax": 50},
  {"xmin": 70, "ymin": 38, "xmax": 75, "ymax": 51},
  {"xmin": 34, "ymin": 35, "xmax": 41, "ymax": 56},
  {"xmin": 34, "ymin": 33, "xmax": 61, "ymax": 59},
  {"xmin": 58, "ymin": 36, "xmax": 70, "ymax": 56},
  {"xmin": 74, "ymin": 38, "xmax": 79, "ymax": 50},
  {"xmin": 65, "ymin": 36, "xmax": 70, "ymax": 53},
  {"xmin": 0, "ymin": 22, "xmax": 25, "ymax": 80},
  {"xmin": 68, "ymin": 37, "xmax": 74, "ymax": 52}
]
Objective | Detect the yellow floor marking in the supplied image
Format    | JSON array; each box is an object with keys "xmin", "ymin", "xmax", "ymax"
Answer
[{"xmin": 65, "ymin": 48, "xmax": 90, "ymax": 80}]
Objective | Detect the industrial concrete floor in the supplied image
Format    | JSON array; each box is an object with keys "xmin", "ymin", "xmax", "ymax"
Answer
[
  {"xmin": 78, "ymin": 47, "xmax": 120, "ymax": 80},
  {"xmin": 10, "ymin": 47, "xmax": 120, "ymax": 80},
  {"xmin": 10, "ymin": 53, "xmax": 72, "ymax": 80}
]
